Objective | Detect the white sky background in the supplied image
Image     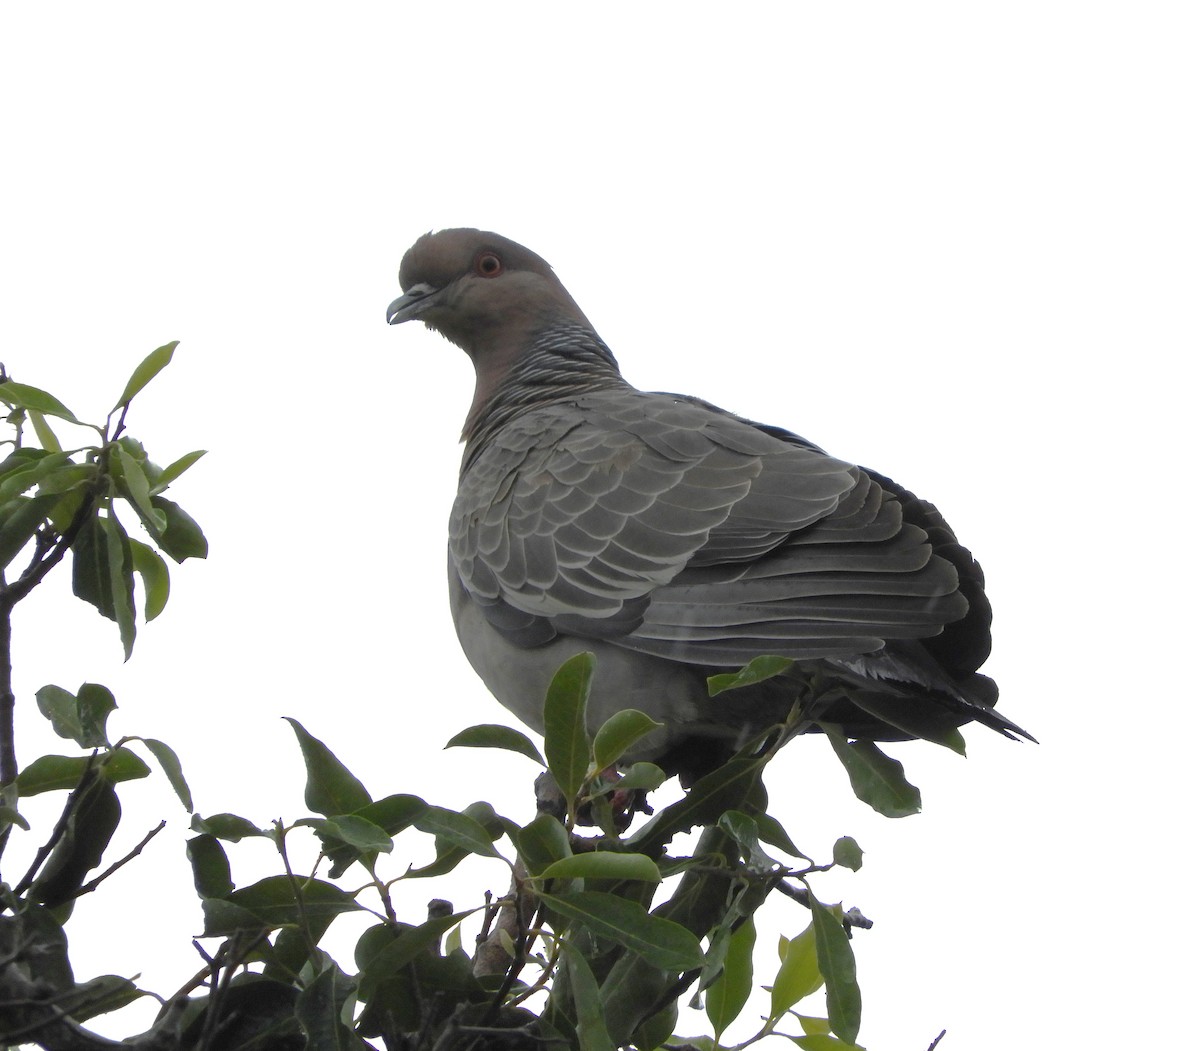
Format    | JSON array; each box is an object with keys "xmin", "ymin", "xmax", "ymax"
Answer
[{"xmin": 2, "ymin": 3, "xmax": 1197, "ymax": 1048}]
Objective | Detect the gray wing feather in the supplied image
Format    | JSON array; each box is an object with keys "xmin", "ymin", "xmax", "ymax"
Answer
[{"xmin": 451, "ymin": 389, "xmax": 958, "ymax": 663}]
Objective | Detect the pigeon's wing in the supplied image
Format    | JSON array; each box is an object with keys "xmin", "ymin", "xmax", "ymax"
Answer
[{"xmin": 451, "ymin": 390, "xmax": 964, "ymax": 665}]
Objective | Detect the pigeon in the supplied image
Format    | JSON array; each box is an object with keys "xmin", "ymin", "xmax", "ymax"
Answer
[{"xmin": 387, "ymin": 229, "xmax": 1029, "ymax": 782}]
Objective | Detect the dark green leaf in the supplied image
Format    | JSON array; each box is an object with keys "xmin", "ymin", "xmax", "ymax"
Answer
[
  {"xmin": 149, "ymin": 495, "xmax": 208, "ymax": 562},
  {"xmin": 0, "ymin": 448, "xmax": 70, "ymax": 503},
  {"xmin": 354, "ymin": 793, "xmax": 429, "ymax": 833},
  {"xmin": 543, "ymin": 652, "xmax": 595, "ymax": 803},
  {"xmin": 823, "ymin": 728, "xmax": 922, "ymax": 818},
  {"xmin": 539, "ymin": 850, "xmax": 661, "ymax": 884},
  {"xmin": 539, "ymin": 890, "xmax": 704, "ymax": 972},
  {"xmin": 629, "ymin": 751, "xmax": 767, "ymax": 852},
  {"xmin": 707, "ymin": 655, "xmax": 796, "ymax": 696},
  {"xmin": 0, "ymin": 492, "xmax": 61, "ymax": 568},
  {"xmin": 284, "ymin": 717, "xmax": 372, "ymax": 816},
  {"xmin": 0, "ymin": 380, "xmax": 81, "ymax": 423},
  {"xmin": 303, "ymin": 814, "xmax": 394, "ymax": 853},
  {"xmin": 770, "ymin": 925, "xmax": 824, "ymax": 1021},
  {"xmin": 77, "ymin": 683, "xmax": 116, "ymax": 747},
  {"xmin": 357, "ymin": 911, "xmax": 473, "ymax": 998},
  {"xmin": 592, "ymin": 708, "xmax": 663, "ymax": 771},
  {"xmin": 224, "ymin": 875, "xmax": 360, "ymax": 932},
  {"xmin": 128, "ymin": 538, "xmax": 170, "ymax": 620},
  {"xmin": 99, "ymin": 515, "xmax": 136, "ymax": 658},
  {"xmin": 140, "ymin": 738, "xmax": 192, "ymax": 811},
  {"xmin": 188, "ymin": 834, "xmax": 235, "ymax": 898},
  {"xmin": 30, "ymin": 777, "xmax": 121, "ymax": 908},
  {"xmin": 190, "ymin": 812, "xmax": 269, "ymax": 841},
  {"xmin": 718, "ymin": 810, "xmax": 777, "ymax": 870},
  {"xmin": 114, "ymin": 341, "xmax": 178, "ymax": 409},
  {"xmin": 151, "ymin": 448, "xmax": 207, "ymax": 494},
  {"xmin": 58, "ymin": 974, "xmax": 143, "ymax": 1023},
  {"xmin": 514, "ymin": 813, "xmax": 572, "ymax": 876},
  {"xmin": 296, "ymin": 958, "xmax": 365, "ymax": 1050},
  {"xmin": 811, "ymin": 900, "xmax": 862, "ymax": 1044},
  {"xmin": 559, "ymin": 939, "xmax": 613, "ymax": 1051},
  {"xmin": 754, "ymin": 811, "xmax": 812, "ymax": 861},
  {"xmin": 832, "ymin": 836, "xmax": 863, "ymax": 872},
  {"xmin": 445, "ymin": 723, "xmax": 544, "ymax": 765},
  {"xmin": 35, "ymin": 684, "xmax": 85, "ymax": 745},
  {"xmin": 412, "ymin": 805, "xmax": 500, "ymax": 860},
  {"xmin": 706, "ymin": 916, "xmax": 756, "ymax": 1040}
]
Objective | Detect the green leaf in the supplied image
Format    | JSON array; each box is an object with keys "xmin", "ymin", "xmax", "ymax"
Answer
[
  {"xmin": 140, "ymin": 737, "xmax": 192, "ymax": 811},
  {"xmin": 754, "ymin": 811, "xmax": 812, "ymax": 861},
  {"xmin": 0, "ymin": 804, "xmax": 29, "ymax": 832},
  {"xmin": 77, "ymin": 683, "xmax": 117, "ymax": 747},
  {"xmin": 187, "ymin": 834, "xmax": 235, "ymax": 898},
  {"xmin": 0, "ymin": 380, "xmax": 81, "ymax": 423},
  {"xmin": 811, "ymin": 900, "xmax": 862, "ymax": 1045},
  {"xmin": 615, "ymin": 762, "xmax": 666, "ymax": 793},
  {"xmin": 16, "ymin": 749, "xmax": 150, "ymax": 796},
  {"xmin": 514, "ymin": 812, "xmax": 572, "ymax": 877},
  {"xmin": 33, "ymin": 681, "xmax": 115, "ymax": 752},
  {"xmin": 832, "ymin": 836, "xmax": 863, "ymax": 872},
  {"xmin": 29, "ymin": 409, "xmax": 62, "ymax": 451},
  {"xmin": 148, "ymin": 495, "xmax": 208, "ymax": 562},
  {"xmin": 116, "ymin": 445, "xmax": 167, "ymax": 533},
  {"xmin": 412, "ymin": 805, "xmax": 500, "ymax": 860},
  {"xmin": 793, "ymin": 1035, "xmax": 865, "ymax": 1050},
  {"xmin": 543, "ymin": 652, "xmax": 595, "ymax": 804},
  {"xmin": 629, "ymin": 751, "xmax": 767, "ymax": 852},
  {"xmin": 357, "ymin": 911, "xmax": 473, "ymax": 998},
  {"xmin": 538, "ymin": 850, "xmax": 661, "ymax": 884},
  {"xmin": 538, "ymin": 890, "xmax": 704, "ymax": 972},
  {"xmin": 99, "ymin": 515, "xmax": 136, "ymax": 658},
  {"xmin": 770, "ymin": 925, "xmax": 824, "ymax": 1021},
  {"xmin": 284, "ymin": 718, "xmax": 372, "ymax": 816},
  {"xmin": 151, "ymin": 448, "xmax": 207, "ymax": 494},
  {"xmin": 303, "ymin": 814, "xmax": 394, "ymax": 854},
  {"xmin": 128, "ymin": 538, "xmax": 170, "ymax": 620},
  {"xmin": 114, "ymin": 341, "xmax": 178, "ymax": 409},
  {"xmin": 706, "ymin": 916, "xmax": 756, "ymax": 1040},
  {"xmin": 592, "ymin": 708, "xmax": 663, "ymax": 771},
  {"xmin": 0, "ymin": 492, "xmax": 61, "ymax": 568},
  {"xmin": 221, "ymin": 875, "xmax": 361, "ymax": 932},
  {"xmin": 55, "ymin": 974, "xmax": 142, "ymax": 1023},
  {"xmin": 718, "ymin": 810, "xmax": 778, "ymax": 870},
  {"xmin": 559, "ymin": 939, "xmax": 614, "ymax": 1051},
  {"xmin": 823, "ymin": 728, "xmax": 922, "ymax": 818},
  {"xmin": 29, "ymin": 777, "xmax": 122, "ymax": 908},
  {"xmin": 190, "ymin": 812, "xmax": 269, "ymax": 841},
  {"xmin": 707, "ymin": 655, "xmax": 795, "ymax": 697},
  {"xmin": 445, "ymin": 723, "xmax": 545, "ymax": 765}
]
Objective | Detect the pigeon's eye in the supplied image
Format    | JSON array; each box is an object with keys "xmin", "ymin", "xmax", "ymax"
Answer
[{"xmin": 476, "ymin": 252, "xmax": 503, "ymax": 277}]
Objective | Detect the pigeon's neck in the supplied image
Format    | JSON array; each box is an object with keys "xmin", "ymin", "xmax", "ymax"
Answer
[{"xmin": 461, "ymin": 321, "xmax": 629, "ymax": 460}]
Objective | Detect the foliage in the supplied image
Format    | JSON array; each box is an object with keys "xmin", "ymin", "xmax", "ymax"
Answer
[{"xmin": 0, "ymin": 352, "xmax": 945, "ymax": 1050}]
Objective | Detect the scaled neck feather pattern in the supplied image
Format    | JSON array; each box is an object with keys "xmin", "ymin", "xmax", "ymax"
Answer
[{"xmin": 461, "ymin": 321, "xmax": 630, "ymax": 473}]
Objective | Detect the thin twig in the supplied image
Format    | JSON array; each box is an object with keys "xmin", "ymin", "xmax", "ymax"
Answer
[
  {"xmin": 71, "ymin": 820, "xmax": 167, "ymax": 899},
  {"xmin": 928, "ymin": 1029, "xmax": 947, "ymax": 1050}
]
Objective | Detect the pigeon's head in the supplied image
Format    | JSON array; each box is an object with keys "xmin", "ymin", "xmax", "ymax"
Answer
[{"xmin": 387, "ymin": 229, "xmax": 592, "ymax": 357}]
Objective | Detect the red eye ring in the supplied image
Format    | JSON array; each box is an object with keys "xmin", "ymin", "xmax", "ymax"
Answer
[{"xmin": 475, "ymin": 252, "xmax": 503, "ymax": 277}]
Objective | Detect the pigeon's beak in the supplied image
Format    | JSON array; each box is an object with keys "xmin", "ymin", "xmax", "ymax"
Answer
[{"xmin": 386, "ymin": 282, "xmax": 441, "ymax": 325}]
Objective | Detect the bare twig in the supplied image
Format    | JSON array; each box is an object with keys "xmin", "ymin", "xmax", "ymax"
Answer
[
  {"xmin": 72, "ymin": 821, "xmax": 167, "ymax": 899},
  {"xmin": 928, "ymin": 1029, "xmax": 947, "ymax": 1050}
]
